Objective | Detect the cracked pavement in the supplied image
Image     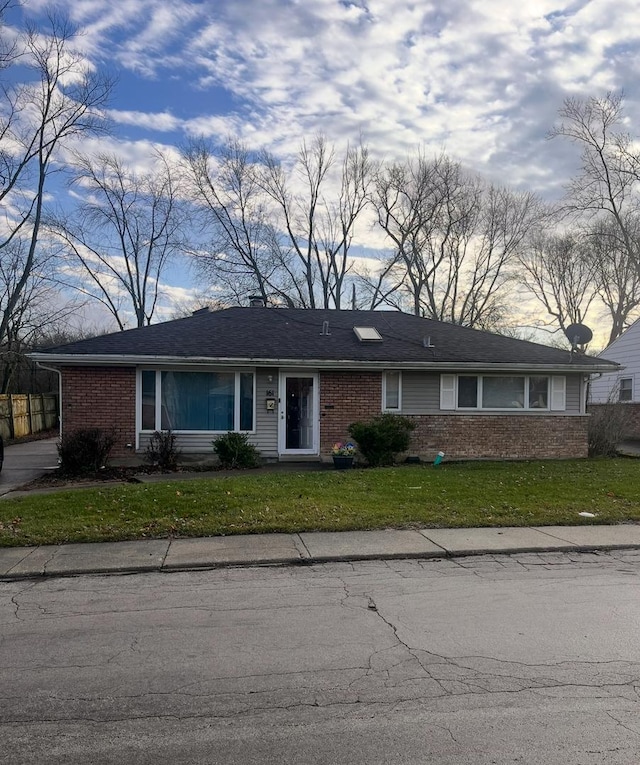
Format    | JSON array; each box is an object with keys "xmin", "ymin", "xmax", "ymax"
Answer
[{"xmin": 2, "ymin": 551, "xmax": 640, "ymax": 763}]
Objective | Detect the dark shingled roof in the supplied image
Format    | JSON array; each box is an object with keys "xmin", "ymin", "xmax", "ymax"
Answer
[{"xmin": 35, "ymin": 307, "xmax": 616, "ymax": 369}]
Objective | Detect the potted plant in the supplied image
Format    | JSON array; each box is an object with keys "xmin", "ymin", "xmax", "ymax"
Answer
[{"xmin": 331, "ymin": 442, "xmax": 356, "ymax": 469}]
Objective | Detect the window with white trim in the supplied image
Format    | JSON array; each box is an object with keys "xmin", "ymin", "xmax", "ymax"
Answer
[
  {"xmin": 383, "ymin": 371, "xmax": 401, "ymax": 410},
  {"xmin": 619, "ymin": 377, "xmax": 633, "ymax": 402},
  {"xmin": 440, "ymin": 375, "xmax": 561, "ymax": 411},
  {"xmin": 140, "ymin": 370, "xmax": 255, "ymax": 431}
]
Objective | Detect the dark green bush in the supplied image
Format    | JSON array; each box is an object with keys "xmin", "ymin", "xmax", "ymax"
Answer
[
  {"xmin": 145, "ymin": 430, "xmax": 180, "ymax": 470},
  {"xmin": 347, "ymin": 413, "xmax": 416, "ymax": 467},
  {"xmin": 57, "ymin": 428, "xmax": 115, "ymax": 475},
  {"xmin": 213, "ymin": 432, "xmax": 261, "ymax": 469}
]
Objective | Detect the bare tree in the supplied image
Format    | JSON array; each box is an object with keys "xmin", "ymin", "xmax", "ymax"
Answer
[
  {"xmin": 585, "ymin": 217, "xmax": 640, "ymax": 344},
  {"xmin": 546, "ymin": 93, "xmax": 640, "ymax": 343},
  {"xmin": 551, "ymin": 93, "xmax": 640, "ymax": 272},
  {"xmin": 0, "ymin": 12, "xmax": 110, "ymax": 347},
  {"xmin": 369, "ymin": 152, "xmax": 542, "ymax": 327},
  {"xmin": 518, "ymin": 231, "xmax": 598, "ymax": 336},
  {"xmin": 260, "ymin": 135, "xmax": 373, "ymax": 309},
  {"xmin": 49, "ymin": 151, "xmax": 187, "ymax": 329},
  {"xmin": 0, "ymin": 2, "xmax": 18, "ymax": 70},
  {"xmin": 185, "ymin": 135, "xmax": 373, "ymax": 309},
  {"xmin": 0, "ymin": 239, "xmax": 81, "ymax": 392},
  {"xmin": 184, "ymin": 138, "xmax": 289, "ymax": 307}
]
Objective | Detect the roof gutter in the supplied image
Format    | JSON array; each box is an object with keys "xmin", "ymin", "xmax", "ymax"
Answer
[{"xmin": 28, "ymin": 352, "xmax": 621, "ymax": 375}]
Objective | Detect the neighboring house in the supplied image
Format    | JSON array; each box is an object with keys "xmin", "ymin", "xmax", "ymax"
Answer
[
  {"xmin": 31, "ymin": 306, "xmax": 619, "ymax": 462},
  {"xmin": 589, "ymin": 317, "xmax": 640, "ymax": 437}
]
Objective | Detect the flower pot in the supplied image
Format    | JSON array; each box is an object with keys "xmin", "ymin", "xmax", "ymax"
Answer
[{"xmin": 332, "ymin": 455, "xmax": 354, "ymax": 470}]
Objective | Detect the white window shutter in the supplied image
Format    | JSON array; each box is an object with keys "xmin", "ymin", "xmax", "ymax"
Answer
[
  {"xmin": 440, "ymin": 374, "xmax": 456, "ymax": 410},
  {"xmin": 550, "ymin": 375, "xmax": 566, "ymax": 411}
]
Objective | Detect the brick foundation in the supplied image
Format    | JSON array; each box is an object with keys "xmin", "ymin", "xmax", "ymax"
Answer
[
  {"xmin": 61, "ymin": 366, "xmax": 136, "ymax": 458},
  {"xmin": 408, "ymin": 414, "xmax": 588, "ymax": 460}
]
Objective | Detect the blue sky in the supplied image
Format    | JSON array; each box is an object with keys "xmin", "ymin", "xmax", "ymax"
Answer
[
  {"xmin": 16, "ymin": 0, "xmax": 640, "ymax": 189},
  {"xmin": 9, "ymin": 0, "xmax": 640, "ymax": 331}
]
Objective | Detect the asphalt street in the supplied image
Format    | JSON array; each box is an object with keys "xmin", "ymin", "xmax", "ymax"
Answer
[{"xmin": 2, "ymin": 550, "xmax": 640, "ymax": 764}]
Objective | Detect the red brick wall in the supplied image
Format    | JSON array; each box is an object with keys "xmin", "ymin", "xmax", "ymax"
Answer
[
  {"xmin": 409, "ymin": 414, "xmax": 588, "ymax": 460},
  {"xmin": 319, "ymin": 371, "xmax": 382, "ymax": 453},
  {"xmin": 61, "ymin": 366, "xmax": 136, "ymax": 458},
  {"xmin": 319, "ymin": 371, "xmax": 588, "ymax": 459}
]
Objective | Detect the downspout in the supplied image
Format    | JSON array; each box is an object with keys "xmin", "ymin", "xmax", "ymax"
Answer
[
  {"xmin": 585, "ymin": 373, "xmax": 603, "ymax": 413},
  {"xmin": 35, "ymin": 362, "xmax": 62, "ymax": 440}
]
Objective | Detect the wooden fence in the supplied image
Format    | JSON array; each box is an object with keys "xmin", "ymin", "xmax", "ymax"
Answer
[{"xmin": 0, "ymin": 394, "xmax": 59, "ymax": 441}]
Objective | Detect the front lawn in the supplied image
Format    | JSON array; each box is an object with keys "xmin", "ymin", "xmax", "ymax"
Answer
[{"xmin": 1, "ymin": 458, "xmax": 639, "ymax": 547}]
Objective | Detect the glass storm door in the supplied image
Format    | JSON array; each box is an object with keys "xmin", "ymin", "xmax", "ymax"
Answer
[{"xmin": 279, "ymin": 374, "xmax": 318, "ymax": 455}]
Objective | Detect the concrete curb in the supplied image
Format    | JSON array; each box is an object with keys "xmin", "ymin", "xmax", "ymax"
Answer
[{"xmin": 2, "ymin": 525, "xmax": 640, "ymax": 580}]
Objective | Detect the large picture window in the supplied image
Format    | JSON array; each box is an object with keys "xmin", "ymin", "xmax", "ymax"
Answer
[
  {"xmin": 140, "ymin": 370, "xmax": 255, "ymax": 432},
  {"xmin": 452, "ymin": 375, "xmax": 550, "ymax": 410}
]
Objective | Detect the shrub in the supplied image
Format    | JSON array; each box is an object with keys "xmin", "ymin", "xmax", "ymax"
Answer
[
  {"xmin": 213, "ymin": 432, "xmax": 261, "ymax": 469},
  {"xmin": 347, "ymin": 413, "xmax": 416, "ymax": 467},
  {"xmin": 145, "ymin": 430, "xmax": 180, "ymax": 471},
  {"xmin": 588, "ymin": 403, "xmax": 629, "ymax": 456},
  {"xmin": 58, "ymin": 428, "xmax": 115, "ymax": 475}
]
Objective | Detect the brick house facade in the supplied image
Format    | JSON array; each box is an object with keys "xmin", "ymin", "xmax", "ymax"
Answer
[
  {"xmin": 319, "ymin": 370, "xmax": 588, "ymax": 460},
  {"xmin": 34, "ymin": 307, "xmax": 618, "ymax": 463}
]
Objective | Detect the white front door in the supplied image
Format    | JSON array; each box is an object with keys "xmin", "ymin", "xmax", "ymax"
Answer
[{"xmin": 278, "ymin": 372, "xmax": 319, "ymax": 455}]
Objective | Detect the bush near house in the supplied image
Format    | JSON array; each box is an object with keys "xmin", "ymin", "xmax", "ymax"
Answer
[
  {"xmin": 145, "ymin": 430, "xmax": 180, "ymax": 471},
  {"xmin": 57, "ymin": 427, "xmax": 115, "ymax": 475},
  {"xmin": 348, "ymin": 413, "xmax": 416, "ymax": 467},
  {"xmin": 213, "ymin": 431, "xmax": 261, "ymax": 469}
]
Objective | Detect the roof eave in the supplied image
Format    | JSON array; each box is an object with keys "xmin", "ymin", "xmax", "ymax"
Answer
[{"xmin": 29, "ymin": 352, "xmax": 620, "ymax": 374}]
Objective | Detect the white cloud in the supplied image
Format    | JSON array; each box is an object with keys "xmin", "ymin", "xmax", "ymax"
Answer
[
  {"xmin": 58, "ymin": 135, "xmax": 183, "ymax": 177},
  {"xmin": 107, "ymin": 109, "xmax": 183, "ymax": 132},
  {"xmin": 21, "ymin": 0, "xmax": 640, "ymax": 195}
]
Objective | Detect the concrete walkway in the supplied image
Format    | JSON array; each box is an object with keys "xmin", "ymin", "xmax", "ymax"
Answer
[{"xmin": 2, "ymin": 524, "xmax": 640, "ymax": 580}]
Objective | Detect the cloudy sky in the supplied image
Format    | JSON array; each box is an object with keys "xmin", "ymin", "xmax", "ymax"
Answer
[
  {"xmin": 9, "ymin": 0, "xmax": 640, "ymax": 334},
  {"xmin": 17, "ymin": 0, "xmax": 640, "ymax": 189}
]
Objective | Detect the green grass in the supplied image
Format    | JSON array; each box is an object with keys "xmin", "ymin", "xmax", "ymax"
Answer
[{"xmin": 1, "ymin": 458, "xmax": 640, "ymax": 547}]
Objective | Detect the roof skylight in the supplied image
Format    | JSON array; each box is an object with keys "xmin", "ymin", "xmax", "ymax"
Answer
[{"xmin": 354, "ymin": 326, "xmax": 383, "ymax": 342}]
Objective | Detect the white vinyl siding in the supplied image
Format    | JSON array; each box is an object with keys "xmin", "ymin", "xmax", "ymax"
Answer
[
  {"xmin": 253, "ymin": 369, "xmax": 279, "ymax": 456},
  {"xmin": 590, "ymin": 317, "xmax": 640, "ymax": 404}
]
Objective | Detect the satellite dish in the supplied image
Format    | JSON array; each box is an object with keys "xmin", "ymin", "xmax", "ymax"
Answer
[{"xmin": 565, "ymin": 323, "xmax": 593, "ymax": 348}]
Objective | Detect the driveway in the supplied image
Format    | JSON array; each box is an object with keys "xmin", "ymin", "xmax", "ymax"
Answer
[{"xmin": 0, "ymin": 437, "xmax": 59, "ymax": 497}]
